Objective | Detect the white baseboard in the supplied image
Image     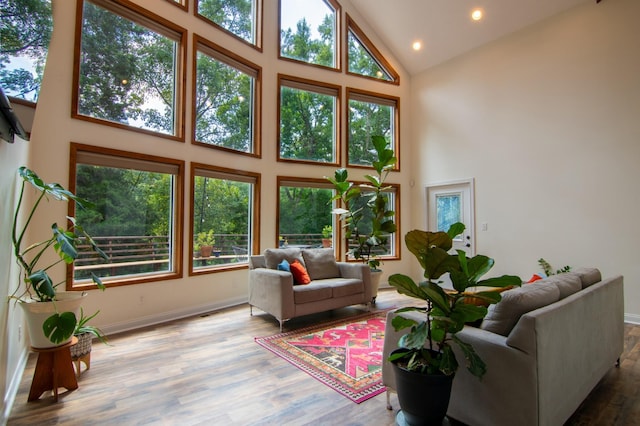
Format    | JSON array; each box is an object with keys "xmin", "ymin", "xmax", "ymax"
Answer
[
  {"xmin": 3, "ymin": 346, "xmax": 28, "ymax": 425},
  {"xmin": 624, "ymin": 313, "xmax": 640, "ymax": 325},
  {"xmin": 100, "ymin": 296, "xmax": 247, "ymax": 336}
]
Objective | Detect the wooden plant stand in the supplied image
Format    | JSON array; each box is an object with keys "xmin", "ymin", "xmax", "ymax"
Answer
[{"xmin": 28, "ymin": 337, "xmax": 78, "ymax": 402}]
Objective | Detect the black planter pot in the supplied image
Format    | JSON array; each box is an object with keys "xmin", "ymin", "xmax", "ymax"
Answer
[{"xmin": 391, "ymin": 349, "xmax": 454, "ymax": 426}]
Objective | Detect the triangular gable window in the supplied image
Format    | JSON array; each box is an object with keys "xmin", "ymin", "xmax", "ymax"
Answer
[{"xmin": 346, "ymin": 14, "xmax": 398, "ymax": 85}]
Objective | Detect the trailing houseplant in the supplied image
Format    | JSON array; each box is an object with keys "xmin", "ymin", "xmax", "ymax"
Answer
[
  {"xmin": 326, "ymin": 134, "xmax": 397, "ymax": 270},
  {"xmin": 387, "ymin": 223, "xmax": 521, "ymax": 424},
  {"xmin": 10, "ymin": 166, "xmax": 107, "ymax": 346}
]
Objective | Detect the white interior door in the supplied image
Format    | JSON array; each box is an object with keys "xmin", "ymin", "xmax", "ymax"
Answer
[{"xmin": 426, "ymin": 179, "xmax": 475, "ymax": 256}]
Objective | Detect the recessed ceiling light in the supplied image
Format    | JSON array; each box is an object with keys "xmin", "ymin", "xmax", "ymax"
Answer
[
  {"xmin": 412, "ymin": 40, "xmax": 422, "ymax": 51},
  {"xmin": 471, "ymin": 8, "xmax": 483, "ymax": 21}
]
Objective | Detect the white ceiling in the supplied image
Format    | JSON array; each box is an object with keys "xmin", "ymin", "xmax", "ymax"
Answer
[{"xmin": 348, "ymin": 0, "xmax": 595, "ymax": 75}]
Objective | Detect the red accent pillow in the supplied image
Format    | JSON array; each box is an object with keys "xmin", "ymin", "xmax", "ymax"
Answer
[
  {"xmin": 290, "ymin": 259, "xmax": 311, "ymax": 285},
  {"xmin": 527, "ymin": 274, "xmax": 543, "ymax": 283}
]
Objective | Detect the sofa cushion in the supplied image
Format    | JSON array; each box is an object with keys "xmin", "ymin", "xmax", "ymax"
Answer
[
  {"xmin": 481, "ymin": 281, "xmax": 560, "ymax": 336},
  {"xmin": 264, "ymin": 248, "xmax": 304, "ymax": 270},
  {"xmin": 572, "ymin": 267, "xmax": 601, "ymax": 288},
  {"xmin": 290, "ymin": 259, "xmax": 311, "ymax": 285},
  {"xmin": 293, "ymin": 283, "xmax": 332, "ymax": 304},
  {"xmin": 302, "ymin": 248, "xmax": 341, "ymax": 280},
  {"xmin": 325, "ymin": 278, "xmax": 364, "ymax": 297},
  {"xmin": 544, "ymin": 274, "xmax": 582, "ymax": 299}
]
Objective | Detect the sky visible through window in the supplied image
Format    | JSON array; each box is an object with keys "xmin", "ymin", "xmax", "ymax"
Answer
[{"xmin": 280, "ymin": 0, "xmax": 331, "ymax": 38}]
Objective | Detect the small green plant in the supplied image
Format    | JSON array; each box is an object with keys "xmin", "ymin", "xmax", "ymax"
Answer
[
  {"xmin": 538, "ymin": 258, "xmax": 571, "ymax": 276},
  {"xmin": 321, "ymin": 225, "xmax": 332, "ymax": 239},
  {"xmin": 194, "ymin": 230, "xmax": 215, "ymax": 250},
  {"xmin": 74, "ymin": 308, "xmax": 109, "ymax": 345}
]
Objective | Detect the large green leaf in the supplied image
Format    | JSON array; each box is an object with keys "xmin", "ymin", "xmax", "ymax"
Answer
[
  {"xmin": 453, "ymin": 335, "xmax": 487, "ymax": 378},
  {"xmin": 478, "ymin": 275, "xmax": 522, "ymax": 288},
  {"xmin": 43, "ymin": 311, "xmax": 77, "ymax": 345},
  {"xmin": 52, "ymin": 223, "xmax": 78, "ymax": 263},
  {"xmin": 28, "ymin": 270, "xmax": 55, "ymax": 301},
  {"xmin": 398, "ymin": 321, "xmax": 429, "ymax": 350},
  {"xmin": 439, "ymin": 345, "xmax": 458, "ymax": 376}
]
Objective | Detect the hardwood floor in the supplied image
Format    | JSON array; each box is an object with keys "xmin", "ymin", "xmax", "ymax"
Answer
[{"xmin": 7, "ymin": 289, "xmax": 640, "ymax": 426}]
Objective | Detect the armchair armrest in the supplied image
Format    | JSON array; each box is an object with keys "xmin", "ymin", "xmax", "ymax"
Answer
[
  {"xmin": 248, "ymin": 268, "xmax": 295, "ymax": 321},
  {"xmin": 338, "ymin": 262, "xmax": 372, "ymax": 302}
]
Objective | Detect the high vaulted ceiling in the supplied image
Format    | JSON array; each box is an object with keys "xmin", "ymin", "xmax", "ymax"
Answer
[{"xmin": 348, "ymin": 0, "xmax": 595, "ymax": 75}]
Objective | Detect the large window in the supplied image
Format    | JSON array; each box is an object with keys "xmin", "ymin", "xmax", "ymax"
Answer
[
  {"xmin": 278, "ymin": 75, "xmax": 340, "ymax": 164},
  {"xmin": 73, "ymin": 0, "xmax": 186, "ymax": 139},
  {"xmin": 190, "ymin": 164, "xmax": 259, "ymax": 275},
  {"xmin": 279, "ymin": 0, "xmax": 339, "ymax": 70},
  {"xmin": 196, "ymin": 0, "xmax": 262, "ymax": 49},
  {"xmin": 68, "ymin": 143, "xmax": 184, "ymax": 288},
  {"xmin": 278, "ymin": 178, "xmax": 335, "ymax": 250},
  {"xmin": 346, "ymin": 14, "xmax": 399, "ymax": 84},
  {"xmin": 193, "ymin": 35, "xmax": 261, "ymax": 156},
  {"xmin": 347, "ymin": 88, "xmax": 399, "ymax": 168},
  {"xmin": 0, "ymin": 0, "xmax": 52, "ymax": 102}
]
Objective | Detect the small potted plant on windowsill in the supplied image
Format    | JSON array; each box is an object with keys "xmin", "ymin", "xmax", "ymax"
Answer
[
  {"xmin": 194, "ymin": 230, "xmax": 215, "ymax": 258},
  {"xmin": 9, "ymin": 167, "xmax": 108, "ymax": 348},
  {"xmin": 326, "ymin": 135, "xmax": 397, "ymax": 303},
  {"xmin": 321, "ymin": 225, "xmax": 332, "ymax": 248}
]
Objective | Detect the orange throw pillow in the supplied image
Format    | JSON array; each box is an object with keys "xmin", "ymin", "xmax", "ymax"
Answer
[{"xmin": 290, "ymin": 259, "xmax": 311, "ymax": 285}]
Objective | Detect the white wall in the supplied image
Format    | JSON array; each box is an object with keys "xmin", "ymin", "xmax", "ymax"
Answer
[{"xmin": 410, "ymin": 0, "xmax": 640, "ymax": 321}]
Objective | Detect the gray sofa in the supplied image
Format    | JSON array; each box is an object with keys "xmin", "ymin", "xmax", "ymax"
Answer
[
  {"xmin": 382, "ymin": 268, "xmax": 624, "ymax": 426},
  {"xmin": 248, "ymin": 248, "xmax": 372, "ymax": 331}
]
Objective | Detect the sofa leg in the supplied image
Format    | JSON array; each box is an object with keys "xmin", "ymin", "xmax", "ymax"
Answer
[
  {"xmin": 249, "ymin": 305, "xmax": 253, "ymax": 316},
  {"xmin": 386, "ymin": 390, "xmax": 393, "ymax": 410},
  {"xmin": 616, "ymin": 357, "xmax": 621, "ymax": 367}
]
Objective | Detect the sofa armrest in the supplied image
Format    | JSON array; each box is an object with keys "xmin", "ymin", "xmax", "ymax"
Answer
[
  {"xmin": 248, "ymin": 268, "xmax": 295, "ymax": 321},
  {"xmin": 337, "ymin": 262, "xmax": 372, "ymax": 301}
]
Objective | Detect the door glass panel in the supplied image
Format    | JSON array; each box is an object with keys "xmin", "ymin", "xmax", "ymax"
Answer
[{"xmin": 436, "ymin": 193, "xmax": 461, "ymax": 237}]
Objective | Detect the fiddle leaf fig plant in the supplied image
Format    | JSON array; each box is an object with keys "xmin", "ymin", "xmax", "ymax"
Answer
[
  {"xmin": 326, "ymin": 135, "xmax": 397, "ymax": 269},
  {"xmin": 10, "ymin": 166, "xmax": 108, "ymax": 344},
  {"xmin": 388, "ymin": 223, "xmax": 521, "ymax": 378}
]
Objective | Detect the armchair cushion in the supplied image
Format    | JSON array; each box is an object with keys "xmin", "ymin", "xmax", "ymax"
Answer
[{"xmin": 302, "ymin": 248, "xmax": 340, "ymax": 280}]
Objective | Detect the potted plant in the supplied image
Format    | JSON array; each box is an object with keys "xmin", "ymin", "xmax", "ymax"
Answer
[
  {"xmin": 326, "ymin": 135, "xmax": 397, "ymax": 302},
  {"xmin": 387, "ymin": 223, "xmax": 521, "ymax": 425},
  {"xmin": 194, "ymin": 230, "xmax": 215, "ymax": 258},
  {"xmin": 70, "ymin": 308, "xmax": 109, "ymax": 373},
  {"xmin": 9, "ymin": 167, "xmax": 108, "ymax": 348},
  {"xmin": 321, "ymin": 225, "xmax": 332, "ymax": 247}
]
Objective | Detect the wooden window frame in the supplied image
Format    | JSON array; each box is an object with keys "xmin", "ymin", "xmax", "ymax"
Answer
[
  {"xmin": 189, "ymin": 163, "xmax": 261, "ymax": 276},
  {"xmin": 72, "ymin": 0, "xmax": 188, "ymax": 142},
  {"xmin": 277, "ymin": 74, "xmax": 341, "ymax": 166},
  {"xmin": 346, "ymin": 87, "xmax": 400, "ymax": 171},
  {"xmin": 67, "ymin": 143, "xmax": 185, "ymax": 289},
  {"xmin": 195, "ymin": 0, "xmax": 263, "ymax": 51},
  {"xmin": 345, "ymin": 14, "xmax": 399, "ymax": 85}
]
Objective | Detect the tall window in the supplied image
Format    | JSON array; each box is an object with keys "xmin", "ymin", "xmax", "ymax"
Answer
[
  {"xmin": 193, "ymin": 36, "xmax": 261, "ymax": 156},
  {"xmin": 0, "ymin": 0, "xmax": 52, "ymax": 102},
  {"xmin": 346, "ymin": 184, "xmax": 400, "ymax": 261},
  {"xmin": 279, "ymin": 75, "xmax": 340, "ymax": 164},
  {"xmin": 278, "ymin": 178, "xmax": 335, "ymax": 249},
  {"xmin": 347, "ymin": 89, "xmax": 399, "ymax": 168},
  {"xmin": 73, "ymin": 0, "xmax": 186, "ymax": 139},
  {"xmin": 346, "ymin": 14, "xmax": 398, "ymax": 84},
  {"xmin": 196, "ymin": 0, "xmax": 261, "ymax": 48},
  {"xmin": 279, "ymin": 0, "xmax": 339, "ymax": 70},
  {"xmin": 68, "ymin": 143, "xmax": 184, "ymax": 288},
  {"xmin": 190, "ymin": 164, "xmax": 259, "ymax": 275}
]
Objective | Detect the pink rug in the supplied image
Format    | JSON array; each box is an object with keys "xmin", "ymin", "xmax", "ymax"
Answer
[{"xmin": 255, "ymin": 311, "xmax": 388, "ymax": 403}]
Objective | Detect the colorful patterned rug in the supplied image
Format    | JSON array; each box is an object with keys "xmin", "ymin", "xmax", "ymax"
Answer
[{"xmin": 255, "ymin": 311, "xmax": 388, "ymax": 403}]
